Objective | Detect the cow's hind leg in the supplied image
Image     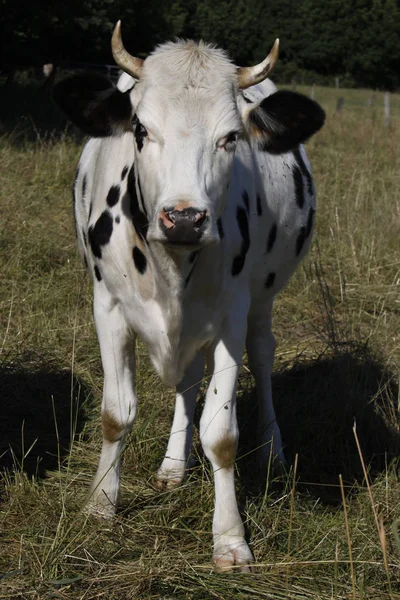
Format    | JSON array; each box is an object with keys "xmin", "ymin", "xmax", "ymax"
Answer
[
  {"xmin": 155, "ymin": 353, "xmax": 204, "ymax": 489},
  {"xmin": 87, "ymin": 288, "xmax": 137, "ymax": 518},
  {"xmin": 246, "ymin": 299, "xmax": 286, "ymax": 472}
]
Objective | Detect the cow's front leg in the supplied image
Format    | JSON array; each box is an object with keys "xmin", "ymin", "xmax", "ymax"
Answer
[
  {"xmin": 87, "ymin": 290, "xmax": 137, "ymax": 518},
  {"xmin": 155, "ymin": 353, "xmax": 204, "ymax": 490},
  {"xmin": 200, "ymin": 305, "xmax": 253, "ymax": 571}
]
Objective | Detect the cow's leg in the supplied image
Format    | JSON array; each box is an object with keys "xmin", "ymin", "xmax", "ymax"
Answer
[
  {"xmin": 155, "ymin": 353, "xmax": 204, "ymax": 489},
  {"xmin": 200, "ymin": 301, "xmax": 253, "ymax": 571},
  {"xmin": 87, "ymin": 289, "xmax": 137, "ymax": 519},
  {"xmin": 246, "ymin": 299, "xmax": 286, "ymax": 471}
]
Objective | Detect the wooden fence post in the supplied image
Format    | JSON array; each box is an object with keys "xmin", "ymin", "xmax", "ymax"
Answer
[
  {"xmin": 384, "ymin": 92, "xmax": 390, "ymax": 127},
  {"xmin": 336, "ymin": 97, "xmax": 344, "ymax": 115}
]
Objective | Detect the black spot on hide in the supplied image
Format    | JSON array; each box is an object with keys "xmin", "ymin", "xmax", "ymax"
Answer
[
  {"xmin": 265, "ymin": 272, "xmax": 276, "ymax": 288},
  {"xmin": 256, "ymin": 194, "xmax": 262, "ymax": 216},
  {"xmin": 89, "ymin": 210, "xmax": 113, "ymax": 259},
  {"xmin": 217, "ymin": 218, "xmax": 224, "ymax": 240},
  {"xmin": 121, "ymin": 165, "xmax": 129, "ymax": 181},
  {"xmin": 133, "ymin": 246, "xmax": 147, "ymax": 274},
  {"xmin": 296, "ymin": 226, "xmax": 307, "ymax": 256},
  {"xmin": 106, "ymin": 185, "xmax": 121, "ymax": 207},
  {"xmin": 267, "ymin": 223, "xmax": 277, "ymax": 253},
  {"xmin": 94, "ymin": 265, "xmax": 102, "ymax": 281},
  {"xmin": 293, "ymin": 147, "xmax": 314, "ymax": 196},
  {"xmin": 231, "ymin": 207, "xmax": 250, "ymax": 276},
  {"xmin": 293, "ymin": 165, "xmax": 305, "ymax": 209},
  {"xmin": 306, "ymin": 206, "xmax": 315, "ymax": 238},
  {"xmin": 127, "ymin": 165, "xmax": 149, "ymax": 240},
  {"xmin": 82, "ymin": 174, "xmax": 87, "ymax": 203}
]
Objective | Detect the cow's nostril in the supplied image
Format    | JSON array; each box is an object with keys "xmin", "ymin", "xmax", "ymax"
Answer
[
  {"xmin": 160, "ymin": 208, "xmax": 176, "ymax": 228},
  {"xmin": 194, "ymin": 211, "xmax": 207, "ymax": 229}
]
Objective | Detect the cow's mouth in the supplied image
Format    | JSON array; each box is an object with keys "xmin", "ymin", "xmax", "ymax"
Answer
[{"xmin": 163, "ymin": 239, "xmax": 204, "ymax": 250}]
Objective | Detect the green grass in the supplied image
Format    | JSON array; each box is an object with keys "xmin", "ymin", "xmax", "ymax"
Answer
[{"xmin": 0, "ymin": 85, "xmax": 400, "ymax": 599}]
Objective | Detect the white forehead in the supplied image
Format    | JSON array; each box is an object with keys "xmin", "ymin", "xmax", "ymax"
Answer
[
  {"xmin": 142, "ymin": 40, "xmax": 237, "ymax": 90},
  {"xmin": 133, "ymin": 41, "xmax": 241, "ymax": 130}
]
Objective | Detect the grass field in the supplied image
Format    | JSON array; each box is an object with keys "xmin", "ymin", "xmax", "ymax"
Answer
[{"xmin": 0, "ymin": 83, "xmax": 400, "ymax": 599}]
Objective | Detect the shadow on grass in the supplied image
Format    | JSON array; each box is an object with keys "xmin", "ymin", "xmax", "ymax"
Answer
[
  {"xmin": 238, "ymin": 345, "xmax": 400, "ymax": 504},
  {"xmin": 0, "ymin": 353, "xmax": 91, "ymax": 478}
]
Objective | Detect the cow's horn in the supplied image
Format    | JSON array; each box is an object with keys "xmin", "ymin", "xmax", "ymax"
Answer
[
  {"xmin": 237, "ymin": 39, "xmax": 279, "ymax": 89},
  {"xmin": 112, "ymin": 21, "xmax": 143, "ymax": 79}
]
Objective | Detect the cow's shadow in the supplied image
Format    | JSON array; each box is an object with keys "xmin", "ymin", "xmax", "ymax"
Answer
[
  {"xmin": 2, "ymin": 345, "xmax": 398, "ymax": 503},
  {"xmin": 0, "ymin": 354, "xmax": 90, "ymax": 478},
  {"xmin": 237, "ymin": 345, "xmax": 400, "ymax": 503}
]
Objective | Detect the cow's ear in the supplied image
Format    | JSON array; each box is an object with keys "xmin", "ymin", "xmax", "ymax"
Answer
[
  {"xmin": 53, "ymin": 73, "xmax": 133, "ymax": 137},
  {"xmin": 245, "ymin": 91, "xmax": 325, "ymax": 154}
]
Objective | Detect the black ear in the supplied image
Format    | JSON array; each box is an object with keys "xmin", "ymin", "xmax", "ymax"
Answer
[
  {"xmin": 53, "ymin": 73, "xmax": 133, "ymax": 137},
  {"xmin": 247, "ymin": 91, "xmax": 325, "ymax": 154}
]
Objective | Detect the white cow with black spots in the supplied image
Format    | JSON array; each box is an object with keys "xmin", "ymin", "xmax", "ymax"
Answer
[{"xmin": 54, "ymin": 21, "xmax": 325, "ymax": 571}]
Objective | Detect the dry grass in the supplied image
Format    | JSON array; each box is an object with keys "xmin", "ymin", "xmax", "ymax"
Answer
[{"xmin": 0, "ymin": 84, "xmax": 399, "ymax": 599}]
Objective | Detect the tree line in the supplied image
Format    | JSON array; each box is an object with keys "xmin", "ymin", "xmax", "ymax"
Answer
[{"xmin": 1, "ymin": 0, "xmax": 399, "ymax": 89}]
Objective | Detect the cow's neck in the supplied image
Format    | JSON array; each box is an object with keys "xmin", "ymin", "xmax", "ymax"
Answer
[
  {"xmin": 139, "ymin": 241, "xmax": 202, "ymax": 384},
  {"xmin": 146, "ymin": 241, "xmax": 195, "ymax": 298}
]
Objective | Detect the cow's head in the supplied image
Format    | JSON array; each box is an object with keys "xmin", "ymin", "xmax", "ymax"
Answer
[{"xmin": 54, "ymin": 22, "xmax": 324, "ymax": 250}]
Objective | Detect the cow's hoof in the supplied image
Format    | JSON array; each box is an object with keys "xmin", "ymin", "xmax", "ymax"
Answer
[
  {"xmin": 213, "ymin": 539, "xmax": 253, "ymax": 573},
  {"xmin": 85, "ymin": 495, "xmax": 116, "ymax": 520},
  {"xmin": 154, "ymin": 457, "xmax": 192, "ymax": 490},
  {"xmin": 153, "ymin": 469, "xmax": 184, "ymax": 491}
]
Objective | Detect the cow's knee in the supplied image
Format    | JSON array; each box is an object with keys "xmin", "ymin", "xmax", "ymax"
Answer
[
  {"xmin": 202, "ymin": 432, "xmax": 238, "ymax": 470},
  {"xmin": 101, "ymin": 408, "xmax": 135, "ymax": 443}
]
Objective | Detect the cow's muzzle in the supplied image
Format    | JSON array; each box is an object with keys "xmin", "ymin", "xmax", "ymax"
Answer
[{"xmin": 159, "ymin": 206, "xmax": 209, "ymax": 246}]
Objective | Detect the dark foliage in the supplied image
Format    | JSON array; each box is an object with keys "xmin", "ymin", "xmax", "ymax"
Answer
[{"xmin": 1, "ymin": 0, "xmax": 399, "ymax": 90}]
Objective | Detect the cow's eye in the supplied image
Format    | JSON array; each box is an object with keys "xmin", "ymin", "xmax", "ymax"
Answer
[
  {"xmin": 135, "ymin": 122, "xmax": 148, "ymax": 137},
  {"xmin": 217, "ymin": 131, "xmax": 239, "ymax": 150},
  {"xmin": 226, "ymin": 131, "xmax": 238, "ymax": 145},
  {"xmin": 133, "ymin": 116, "xmax": 149, "ymax": 149},
  {"xmin": 132, "ymin": 114, "xmax": 147, "ymax": 134}
]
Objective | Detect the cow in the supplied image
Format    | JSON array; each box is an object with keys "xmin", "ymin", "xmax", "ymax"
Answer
[{"xmin": 54, "ymin": 21, "xmax": 325, "ymax": 571}]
